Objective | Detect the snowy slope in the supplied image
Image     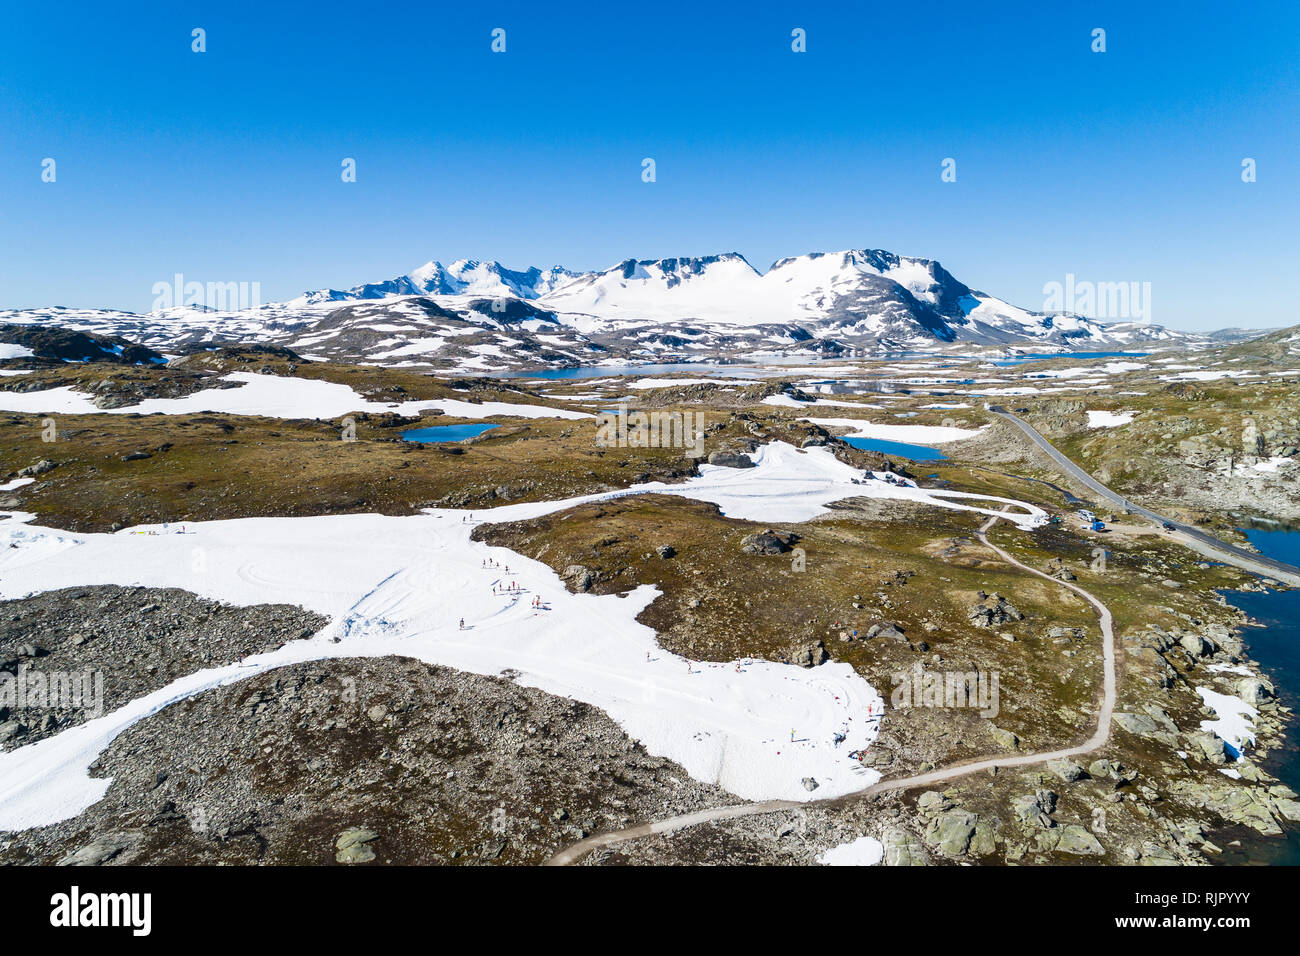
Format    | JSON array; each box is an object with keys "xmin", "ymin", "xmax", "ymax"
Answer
[
  {"xmin": 294, "ymin": 259, "xmax": 582, "ymax": 305},
  {"xmin": 1, "ymin": 247, "xmax": 1210, "ymax": 370}
]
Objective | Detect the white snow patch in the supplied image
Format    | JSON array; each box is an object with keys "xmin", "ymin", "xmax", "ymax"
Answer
[
  {"xmin": 0, "ymin": 372, "xmax": 592, "ymax": 420},
  {"xmin": 1206, "ymin": 663, "xmax": 1253, "ymax": 677},
  {"xmin": 818, "ymin": 835, "xmax": 884, "ymax": 866},
  {"xmin": 1196, "ymin": 687, "xmax": 1257, "ymax": 755},
  {"xmin": 800, "ymin": 417, "xmax": 985, "ymax": 444},
  {"xmin": 1086, "ymin": 410, "xmax": 1135, "ymax": 429},
  {"xmin": 629, "ymin": 378, "xmax": 757, "ymax": 389}
]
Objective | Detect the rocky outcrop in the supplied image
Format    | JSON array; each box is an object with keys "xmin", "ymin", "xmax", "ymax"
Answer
[
  {"xmin": 561, "ymin": 565, "xmax": 594, "ymax": 592},
  {"xmin": 707, "ymin": 450, "xmax": 755, "ymax": 469},
  {"xmin": 914, "ymin": 792, "xmax": 997, "ymax": 860},
  {"xmin": 335, "ymin": 828, "xmax": 379, "ymax": 864},
  {"xmin": 739, "ymin": 529, "xmax": 797, "ymax": 555},
  {"xmin": 967, "ymin": 592, "xmax": 1025, "ymax": 628},
  {"xmin": 881, "ymin": 826, "xmax": 930, "ymax": 866}
]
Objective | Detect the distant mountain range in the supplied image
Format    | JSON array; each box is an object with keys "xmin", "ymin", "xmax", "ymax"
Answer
[
  {"xmin": 0, "ymin": 248, "xmax": 1256, "ymax": 372},
  {"xmin": 292, "ymin": 260, "xmax": 582, "ymax": 305},
  {"xmin": 292, "ymin": 249, "xmax": 1188, "ymax": 346}
]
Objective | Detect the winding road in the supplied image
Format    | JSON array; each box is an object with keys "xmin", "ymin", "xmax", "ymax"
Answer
[
  {"xmin": 544, "ymin": 509, "xmax": 1118, "ymax": 865},
  {"xmin": 986, "ymin": 406, "xmax": 1300, "ymax": 587}
]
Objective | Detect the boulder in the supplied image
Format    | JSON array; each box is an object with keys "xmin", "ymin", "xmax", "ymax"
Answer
[
  {"xmin": 57, "ymin": 832, "xmax": 138, "ymax": 866},
  {"xmin": 881, "ymin": 827, "xmax": 930, "ymax": 866},
  {"xmin": 791, "ymin": 640, "xmax": 828, "ymax": 668},
  {"xmin": 740, "ymin": 530, "xmax": 794, "ymax": 555},
  {"xmin": 1047, "ymin": 758, "xmax": 1088, "ymax": 783},
  {"xmin": 1188, "ymin": 731, "xmax": 1227, "ymax": 764},
  {"xmin": 17, "ymin": 459, "xmax": 58, "ymax": 478},
  {"xmin": 1137, "ymin": 842, "xmax": 1182, "ymax": 866},
  {"xmin": 988, "ymin": 725, "xmax": 1020, "ymax": 751},
  {"xmin": 1238, "ymin": 677, "xmax": 1274, "ymax": 706},
  {"xmin": 967, "ymin": 594, "xmax": 1025, "ymax": 628},
  {"xmin": 335, "ymin": 827, "xmax": 379, "ymax": 864},
  {"xmin": 708, "ymin": 450, "xmax": 755, "ymax": 469},
  {"xmin": 923, "ymin": 810, "xmax": 979, "ymax": 858},
  {"xmin": 916, "ymin": 791, "xmax": 952, "ymax": 814},
  {"xmin": 1115, "ymin": 710, "xmax": 1179, "ymax": 746},
  {"xmin": 1054, "ymin": 824, "xmax": 1105, "ymax": 856},
  {"xmin": 561, "ymin": 565, "xmax": 594, "ymax": 592}
]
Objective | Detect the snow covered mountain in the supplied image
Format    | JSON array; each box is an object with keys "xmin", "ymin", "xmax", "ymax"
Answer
[
  {"xmin": 293, "ymin": 259, "xmax": 581, "ymax": 305},
  {"xmin": 1, "ymin": 247, "xmax": 1218, "ymax": 371},
  {"xmin": 533, "ymin": 248, "xmax": 1188, "ymax": 349}
]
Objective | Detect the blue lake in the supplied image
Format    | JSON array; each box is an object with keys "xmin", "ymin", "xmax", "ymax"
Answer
[
  {"xmin": 499, "ymin": 362, "xmax": 812, "ymax": 380},
  {"xmin": 989, "ymin": 351, "xmax": 1149, "ymax": 367},
  {"xmin": 1215, "ymin": 525, "xmax": 1300, "ymax": 865},
  {"xmin": 842, "ymin": 436, "xmax": 947, "ymax": 460},
  {"xmin": 401, "ymin": 423, "xmax": 499, "ymax": 443}
]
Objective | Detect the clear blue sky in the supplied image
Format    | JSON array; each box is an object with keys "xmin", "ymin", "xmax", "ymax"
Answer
[{"xmin": 2, "ymin": 0, "xmax": 1297, "ymax": 330}]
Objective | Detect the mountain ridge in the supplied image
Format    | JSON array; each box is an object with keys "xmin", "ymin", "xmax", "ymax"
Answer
[{"xmin": 0, "ymin": 247, "xmax": 1259, "ymax": 371}]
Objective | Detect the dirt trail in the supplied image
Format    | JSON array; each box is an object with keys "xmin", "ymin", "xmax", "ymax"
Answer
[{"xmin": 544, "ymin": 510, "xmax": 1117, "ymax": 865}]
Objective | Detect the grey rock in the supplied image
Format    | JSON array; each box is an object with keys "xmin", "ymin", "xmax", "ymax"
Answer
[
  {"xmin": 1188, "ymin": 731, "xmax": 1227, "ymax": 764},
  {"xmin": 0, "ymin": 720, "xmax": 27, "ymax": 742},
  {"xmin": 916, "ymin": 791, "xmax": 952, "ymax": 814},
  {"xmin": 924, "ymin": 810, "xmax": 979, "ymax": 858},
  {"xmin": 335, "ymin": 827, "xmax": 379, "ymax": 864},
  {"xmin": 791, "ymin": 640, "xmax": 828, "ymax": 668},
  {"xmin": 988, "ymin": 725, "xmax": 1020, "ymax": 751},
  {"xmin": 57, "ymin": 832, "xmax": 137, "ymax": 866},
  {"xmin": 561, "ymin": 565, "xmax": 594, "ymax": 592},
  {"xmin": 1238, "ymin": 677, "xmax": 1273, "ymax": 706},
  {"xmin": 707, "ymin": 450, "xmax": 755, "ymax": 469},
  {"xmin": 17, "ymin": 459, "xmax": 57, "ymax": 478},
  {"xmin": 881, "ymin": 827, "xmax": 930, "ymax": 866},
  {"xmin": 740, "ymin": 530, "xmax": 794, "ymax": 555},
  {"xmin": 1054, "ymin": 824, "xmax": 1105, "ymax": 856},
  {"xmin": 1047, "ymin": 758, "xmax": 1088, "ymax": 783}
]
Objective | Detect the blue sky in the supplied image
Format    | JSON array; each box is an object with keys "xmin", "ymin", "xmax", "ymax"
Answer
[{"xmin": 1, "ymin": 0, "xmax": 1297, "ymax": 330}]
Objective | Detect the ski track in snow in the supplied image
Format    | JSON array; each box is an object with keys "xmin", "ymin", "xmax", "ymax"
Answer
[{"xmin": 0, "ymin": 442, "xmax": 1045, "ymax": 829}]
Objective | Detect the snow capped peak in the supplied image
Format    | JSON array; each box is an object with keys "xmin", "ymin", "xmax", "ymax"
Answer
[
  {"xmin": 274, "ymin": 245, "xmax": 1196, "ymax": 350},
  {"xmin": 538, "ymin": 252, "xmax": 775, "ymax": 324},
  {"xmin": 295, "ymin": 259, "xmax": 583, "ymax": 305}
]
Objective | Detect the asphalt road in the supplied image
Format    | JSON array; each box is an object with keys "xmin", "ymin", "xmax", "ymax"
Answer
[{"xmin": 986, "ymin": 406, "xmax": 1300, "ymax": 587}]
